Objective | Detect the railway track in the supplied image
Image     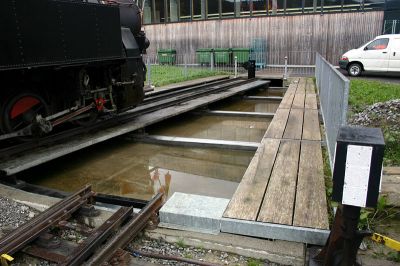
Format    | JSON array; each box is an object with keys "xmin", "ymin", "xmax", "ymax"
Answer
[
  {"xmin": 0, "ymin": 77, "xmax": 247, "ymax": 160},
  {"xmin": 0, "ymin": 185, "xmax": 164, "ymax": 265},
  {"xmin": 0, "ymin": 78, "xmax": 270, "ymax": 177}
]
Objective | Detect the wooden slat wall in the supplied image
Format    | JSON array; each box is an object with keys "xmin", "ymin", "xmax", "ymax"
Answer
[{"xmin": 144, "ymin": 11, "xmax": 384, "ymax": 65}]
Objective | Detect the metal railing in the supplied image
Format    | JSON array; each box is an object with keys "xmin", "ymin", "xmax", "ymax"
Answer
[
  {"xmin": 315, "ymin": 53, "xmax": 350, "ymax": 170},
  {"xmin": 383, "ymin": 19, "xmax": 400, "ymax": 34},
  {"xmin": 143, "ymin": 53, "xmax": 247, "ymax": 87},
  {"xmin": 143, "ymin": 51, "xmax": 315, "ymax": 87}
]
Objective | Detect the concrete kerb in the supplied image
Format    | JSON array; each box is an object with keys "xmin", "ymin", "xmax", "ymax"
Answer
[
  {"xmin": 145, "ymin": 228, "xmax": 305, "ymax": 266},
  {"xmin": 159, "ymin": 192, "xmax": 230, "ymax": 234},
  {"xmin": 159, "ymin": 192, "xmax": 330, "ymax": 246}
]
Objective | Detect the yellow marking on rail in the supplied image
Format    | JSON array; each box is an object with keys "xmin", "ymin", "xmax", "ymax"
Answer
[
  {"xmin": 1, "ymin": 254, "xmax": 14, "ymax": 266},
  {"xmin": 0, "ymin": 254, "xmax": 13, "ymax": 261},
  {"xmin": 371, "ymin": 233, "xmax": 400, "ymax": 252}
]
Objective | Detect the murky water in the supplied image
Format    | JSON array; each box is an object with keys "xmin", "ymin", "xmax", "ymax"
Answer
[
  {"xmin": 20, "ymin": 88, "xmax": 280, "ymax": 201},
  {"xmin": 249, "ymin": 89, "xmax": 285, "ymax": 97},
  {"xmin": 21, "ymin": 140, "xmax": 253, "ymax": 200},
  {"xmin": 208, "ymin": 96, "xmax": 280, "ymax": 114},
  {"xmin": 149, "ymin": 114, "xmax": 271, "ymax": 143}
]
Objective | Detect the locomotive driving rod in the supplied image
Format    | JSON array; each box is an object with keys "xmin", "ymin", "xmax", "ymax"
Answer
[{"xmin": 0, "ymin": 103, "xmax": 95, "ymax": 141}]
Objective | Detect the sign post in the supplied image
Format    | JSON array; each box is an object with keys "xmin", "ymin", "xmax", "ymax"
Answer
[{"xmin": 314, "ymin": 126, "xmax": 385, "ymax": 266}]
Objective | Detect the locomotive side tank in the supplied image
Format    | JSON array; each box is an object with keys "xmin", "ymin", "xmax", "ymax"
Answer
[{"xmin": 0, "ymin": 0, "xmax": 149, "ymax": 137}]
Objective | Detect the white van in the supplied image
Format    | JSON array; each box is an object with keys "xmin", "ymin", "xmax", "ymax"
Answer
[{"xmin": 339, "ymin": 34, "xmax": 400, "ymax": 76}]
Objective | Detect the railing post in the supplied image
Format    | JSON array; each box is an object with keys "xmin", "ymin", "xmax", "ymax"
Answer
[
  {"xmin": 234, "ymin": 56, "xmax": 238, "ymax": 78},
  {"xmin": 342, "ymin": 79, "xmax": 350, "ymax": 126},
  {"xmin": 184, "ymin": 56, "xmax": 188, "ymax": 78},
  {"xmin": 147, "ymin": 56, "xmax": 151, "ymax": 86},
  {"xmin": 210, "ymin": 52, "xmax": 214, "ymax": 72},
  {"xmin": 283, "ymin": 56, "xmax": 288, "ymax": 80}
]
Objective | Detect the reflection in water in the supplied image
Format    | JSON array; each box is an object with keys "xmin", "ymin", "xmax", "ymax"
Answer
[
  {"xmin": 210, "ymin": 97, "xmax": 280, "ymax": 114},
  {"xmin": 21, "ymin": 141, "xmax": 253, "ymax": 201},
  {"xmin": 217, "ymin": 100, "xmax": 280, "ymax": 113},
  {"xmin": 149, "ymin": 115, "xmax": 271, "ymax": 143},
  {"xmin": 250, "ymin": 89, "xmax": 284, "ymax": 97}
]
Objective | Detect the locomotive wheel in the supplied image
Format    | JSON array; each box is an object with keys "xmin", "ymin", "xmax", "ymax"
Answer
[{"xmin": 2, "ymin": 92, "xmax": 50, "ymax": 137}]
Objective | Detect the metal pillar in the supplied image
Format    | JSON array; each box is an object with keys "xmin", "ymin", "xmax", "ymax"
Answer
[
  {"xmin": 283, "ymin": 56, "xmax": 288, "ymax": 80},
  {"xmin": 147, "ymin": 57, "xmax": 151, "ymax": 86},
  {"xmin": 234, "ymin": 56, "xmax": 238, "ymax": 78}
]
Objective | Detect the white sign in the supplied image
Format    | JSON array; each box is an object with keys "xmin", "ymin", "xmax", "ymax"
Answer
[{"xmin": 342, "ymin": 145, "xmax": 373, "ymax": 207}]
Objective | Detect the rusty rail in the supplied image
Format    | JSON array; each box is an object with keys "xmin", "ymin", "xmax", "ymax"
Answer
[
  {"xmin": 85, "ymin": 193, "xmax": 163, "ymax": 265},
  {"xmin": 0, "ymin": 187, "xmax": 164, "ymax": 265},
  {"xmin": 0, "ymin": 185, "xmax": 94, "ymax": 255},
  {"xmin": 61, "ymin": 206, "xmax": 133, "ymax": 266}
]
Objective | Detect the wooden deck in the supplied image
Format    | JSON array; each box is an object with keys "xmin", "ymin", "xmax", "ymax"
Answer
[{"xmin": 223, "ymin": 77, "xmax": 329, "ymax": 232}]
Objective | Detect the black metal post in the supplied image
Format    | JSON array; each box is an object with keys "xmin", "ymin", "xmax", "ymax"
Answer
[
  {"xmin": 341, "ymin": 205, "xmax": 361, "ymax": 266},
  {"xmin": 248, "ymin": 60, "xmax": 256, "ymax": 79}
]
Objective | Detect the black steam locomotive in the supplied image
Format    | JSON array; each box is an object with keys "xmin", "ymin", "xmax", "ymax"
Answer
[{"xmin": 0, "ymin": 0, "xmax": 149, "ymax": 140}]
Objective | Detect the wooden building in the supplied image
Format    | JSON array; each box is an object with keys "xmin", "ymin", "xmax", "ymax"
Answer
[{"xmin": 141, "ymin": 0, "xmax": 400, "ymax": 65}]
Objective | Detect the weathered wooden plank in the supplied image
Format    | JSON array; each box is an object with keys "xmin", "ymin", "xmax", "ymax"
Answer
[
  {"xmin": 285, "ymin": 79, "xmax": 299, "ymax": 94},
  {"xmin": 292, "ymin": 93, "xmax": 305, "ymax": 109},
  {"xmin": 304, "ymin": 93, "xmax": 318, "ymax": 110},
  {"xmin": 279, "ymin": 92, "xmax": 295, "ymax": 109},
  {"xmin": 302, "ymin": 109, "xmax": 321, "ymax": 141},
  {"xmin": 283, "ymin": 109, "xmax": 304, "ymax": 140},
  {"xmin": 223, "ymin": 139, "xmax": 281, "ymax": 220},
  {"xmin": 305, "ymin": 78, "xmax": 315, "ymax": 94},
  {"xmin": 293, "ymin": 142, "xmax": 329, "ymax": 229},
  {"xmin": 296, "ymin": 78, "xmax": 306, "ymax": 94},
  {"xmin": 264, "ymin": 109, "xmax": 290, "ymax": 139},
  {"xmin": 257, "ymin": 140, "xmax": 301, "ymax": 225}
]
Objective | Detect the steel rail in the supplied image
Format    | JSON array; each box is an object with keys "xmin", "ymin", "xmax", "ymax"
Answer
[
  {"xmin": 0, "ymin": 185, "xmax": 91, "ymax": 246},
  {"xmin": 143, "ymin": 78, "xmax": 237, "ymax": 104},
  {"xmin": 0, "ymin": 187, "xmax": 94, "ymax": 255},
  {"xmin": 131, "ymin": 249, "xmax": 220, "ymax": 266},
  {"xmin": 3, "ymin": 180, "xmax": 149, "ymax": 209},
  {"xmin": 144, "ymin": 76, "xmax": 230, "ymax": 98},
  {"xmin": 118, "ymin": 79, "xmax": 249, "ymax": 124},
  {"xmin": 61, "ymin": 206, "xmax": 133, "ymax": 266},
  {"xmin": 0, "ymin": 78, "xmax": 251, "ymax": 160},
  {"xmin": 85, "ymin": 193, "xmax": 163, "ymax": 265},
  {"xmin": 1, "ymin": 192, "xmax": 95, "ymax": 255}
]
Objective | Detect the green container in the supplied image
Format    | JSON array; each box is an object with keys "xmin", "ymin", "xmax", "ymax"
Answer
[
  {"xmin": 214, "ymin": 48, "xmax": 231, "ymax": 64},
  {"xmin": 157, "ymin": 49, "xmax": 176, "ymax": 65},
  {"xmin": 196, "ymin": 48, "xmax": 213, "ymax": 65},
  {"xmin": 232, "ymin": 48, "xmax": 250, "ymax": 64}
]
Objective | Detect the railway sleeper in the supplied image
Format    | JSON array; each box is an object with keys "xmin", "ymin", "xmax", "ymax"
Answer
[{"xmin": 0, "ymin": 186, "xmax": 164, "ymax": 265}]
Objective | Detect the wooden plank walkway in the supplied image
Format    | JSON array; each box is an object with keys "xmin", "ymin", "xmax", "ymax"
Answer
[{"xmin": 223, "ymin": 78, "xmax": 329, "ymax": 237}]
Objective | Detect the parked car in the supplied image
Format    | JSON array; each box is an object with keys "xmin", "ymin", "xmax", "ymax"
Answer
[{"xmin": 339, "ymin": 34, "xmax": 400, "ymax": 76}]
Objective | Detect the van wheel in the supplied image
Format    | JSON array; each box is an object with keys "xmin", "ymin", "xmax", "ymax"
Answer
[{"xmin": 348, "ymin": 63, "xmax": 362, "ymax": 77}]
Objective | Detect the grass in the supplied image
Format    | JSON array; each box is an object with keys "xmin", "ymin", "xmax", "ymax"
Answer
[
  {"xmin": 349, "ymin": 80, "xmax": 400, "ymax": 166},
  {"xmin": 247, "ymin": 258, "xmax": 263, "ymax": 266},
  {"xmin": 147, "ymin": 65, "xmax": 229, "ymax": 87},
  {"xmin": 383, "ymin": 131, "xmax": 400, "ymax": 166},
  {"xmin": 175, "ymin": 238, "xmax": 186, "ymax": 248},
  {"xmin": 348, "ymin": 80, "xmax": 400, "ymax": 113}
]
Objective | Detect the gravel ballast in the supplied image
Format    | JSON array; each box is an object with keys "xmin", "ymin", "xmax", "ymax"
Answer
[{"xmin": 0, "ymin": 196, "xmax": 38, "ymax": 233}]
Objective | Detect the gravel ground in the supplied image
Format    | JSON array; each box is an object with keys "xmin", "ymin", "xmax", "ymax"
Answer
[
  {"xmin": 129, "ymin": 235, "xmax": 282, "ymax": 266},
  {"xmin": 0, "ymin": 196, "xmax": 38, "ymax": 236},
  {"xmin": 1, "ymin": 196, "xmax": 276, "ymax": 266},
  {"xmin": 349, "ymin": 99, "xmax": 400, "ymax": 130}
]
